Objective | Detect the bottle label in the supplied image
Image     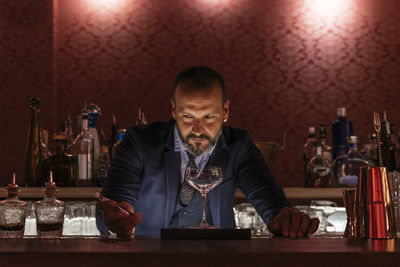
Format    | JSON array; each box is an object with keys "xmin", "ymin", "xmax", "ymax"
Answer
[{"xmin": 78, "ymin": 154, "xmax": 92, "ymax": 180}]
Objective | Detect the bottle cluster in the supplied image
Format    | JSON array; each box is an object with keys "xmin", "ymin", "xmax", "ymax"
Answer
[
  {"xmin": 23, "ymin": 98, "xmax": 147, "ymax": 187},
  {"xmin": 303, "ymin": 108, "xmax": 399, "ymax": 188}
]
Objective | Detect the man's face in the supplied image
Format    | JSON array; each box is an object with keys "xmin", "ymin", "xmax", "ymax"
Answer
[{"xmin": 171, "ymin": 83, "xmax": 229, "ymax": 156}]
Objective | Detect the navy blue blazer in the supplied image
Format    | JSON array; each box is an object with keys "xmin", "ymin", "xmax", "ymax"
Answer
[{"xmin": 96, "ymin": 120, "xmax": 290, "ymax": 236}]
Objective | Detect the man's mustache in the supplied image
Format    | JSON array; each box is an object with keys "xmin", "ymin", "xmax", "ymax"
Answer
[{"xmin": 185, "ymin": 134, "xmax": 211, "ymax": 141}]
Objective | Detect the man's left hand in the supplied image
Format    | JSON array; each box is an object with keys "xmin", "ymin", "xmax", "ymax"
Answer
[{"xmin": 267, "ymin": 207, "xmax": 319, "ymax": 238}]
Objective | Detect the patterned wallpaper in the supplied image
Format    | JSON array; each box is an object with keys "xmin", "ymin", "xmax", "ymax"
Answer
[
  {"xmin": 0, "ymin": 0, "xmax": 53, "ymax": 186},
  {"xmin": 0, "ymin": 0, "xmax": 400, "ymax": 186}
]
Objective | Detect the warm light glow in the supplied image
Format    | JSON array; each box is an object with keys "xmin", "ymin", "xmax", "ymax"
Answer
[
  {"xmin": 201, "ymin": 0, "xmax": 231, "ymax": 5},
  {"xmin": 85, "ymin": 0, "xmax": 127, "ymax": 12},
  {"xmin": 308, "ymin": 0, "xmax": 350, "ymax": 18}
]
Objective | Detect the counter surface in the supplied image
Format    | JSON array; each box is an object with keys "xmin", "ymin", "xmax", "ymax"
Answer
[
  {"xmin": 0, "ymin": 237, "xmax": 398, "ymax": 267},
  {"xmin": 0, "ymin": 187, "xmax": 350, "ymax": 199}
]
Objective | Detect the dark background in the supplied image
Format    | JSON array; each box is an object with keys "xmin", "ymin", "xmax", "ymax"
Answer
[{"xmin": 1, "ymin": 0, "xmax": 399, "ymax": 186}]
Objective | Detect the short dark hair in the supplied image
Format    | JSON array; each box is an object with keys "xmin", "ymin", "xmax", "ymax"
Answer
[{"xmin": 172, "ymin": 66, "xmax": 226, "ymax": 103}]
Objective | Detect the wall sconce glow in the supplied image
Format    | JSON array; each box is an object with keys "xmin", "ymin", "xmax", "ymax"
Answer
[
  {"xmin": 202, "ymin": 0, "xmax": 231, "ymax": 5},
  {"xmin": 86, "ymin": 0, "xmax": 126, "ymax": 11},
  {"xmin": 308, "ymin": 0, "xmax": 350, "ymax": 18}
]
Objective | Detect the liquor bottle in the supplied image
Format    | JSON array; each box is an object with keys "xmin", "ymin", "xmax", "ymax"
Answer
[
  {"xmin": 303, "ymin": 127, "xmax": 317, "ymax": 187},
  {"xmin": 381, "ymin": 111, "xmax": 397, "ymax": 171},
  {"xmin": 332, "ymin": 107, "xmax": 353, "ymax": 159},
  {"xmin": 96, "ymin": 144, "xmax": 111, "ymax": 186},
  {"xmin": 319, "ymin": 124, "xmax": 333, "ymax": 163},
  {"xmin": 72, "ymin": 112, "xmax": 95, "ymax": 186},
  {"xmin": 42, "ymin": 134, "xmax": 77, "ymax": 187},
  {"xmin": 111, "ymin": 114, "xmax": 118, "ymax": 145},
  {"xmin": 364, "ymin": 133, "xmax": 378, "ymax": 164},
  {"xmin": 397, "ymin": 128, "xmax": 400, "ymax": 171},
  {"xmin": 308, "ymin": 142, "xmax": 331, "ymax": 187},
  {"xmin": 40, "ymin": 128, "xmax": 52, "ymax": 161},
  {"xmin": 332, "ymin": 136, "xmax": 373, "ymax": 187},
  {"xmin": 34, "ymin": 171, "xmax": 65, "ymax": 239},
  {"xmin": 136, "ymin": 108, "xmax": 147, "ymax": 126},
  {"xmin": 87, "ymin": 103, "xmax": 101, "ymax": 176},
  {"xmin": 0, "ymin": 174, "xmax": 28, "ymax": 238},
  {"xmin": 112, "ymin": 129, "xmax": 126, "ymax": 159},
  {"xmin": 64, "ymin": 114, "xmax": 74, "ymax": 154},
  {"xmin": 24, "ymin": 97, "xmax": 44, "ymax": 187}
]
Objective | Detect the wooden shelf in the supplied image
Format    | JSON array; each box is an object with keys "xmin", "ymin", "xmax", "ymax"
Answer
[
  {"xmin": 0, "ymin": 187, "xmax": 100, "ymax": 199},
  {"xmin": 0, "ymin": 187, "xmax": 351, "ymax": 200},
  {"xmin": 235, "ymin": 187, "xmax": 351, "ymax": 199}
]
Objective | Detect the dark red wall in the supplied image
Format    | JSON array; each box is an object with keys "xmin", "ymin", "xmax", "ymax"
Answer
[{"xmin": 1, "ymin": 0, "xmax": 400, "ymax": 186}]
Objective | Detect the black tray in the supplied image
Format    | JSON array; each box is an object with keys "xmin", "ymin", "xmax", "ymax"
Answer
[{"xmin": 160, "ymin": 228, "xmax": 251, "ymax": 240}]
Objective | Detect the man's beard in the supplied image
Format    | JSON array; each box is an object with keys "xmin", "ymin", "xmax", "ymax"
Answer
[{"xmin": 179, "ymin": 130, "xmax": 221, "ymax": 157}]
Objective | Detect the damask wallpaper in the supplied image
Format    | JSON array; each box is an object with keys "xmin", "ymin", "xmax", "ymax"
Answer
[{"xmin": 0, "ymin": 0, "xmax": 399, "ymax": 186}]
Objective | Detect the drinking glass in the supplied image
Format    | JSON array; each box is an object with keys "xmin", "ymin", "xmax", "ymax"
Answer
[
  {"xmin": 310, "ymin": 200, "xmax": 337, "ymax": 235},
  {"xmin": 185, "ymin": 166, "xmax": 223, "ymax": 228}
]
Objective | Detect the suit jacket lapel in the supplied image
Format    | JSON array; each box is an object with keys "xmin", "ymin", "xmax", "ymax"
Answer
[{"xmin": 164, "ymin": 123, "xmax": 181, "ymax": 227}]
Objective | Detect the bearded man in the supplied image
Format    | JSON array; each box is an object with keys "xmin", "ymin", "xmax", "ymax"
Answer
[{"xmin": 96, "ymin": 66, "xmax": 319, "ymax": 238}]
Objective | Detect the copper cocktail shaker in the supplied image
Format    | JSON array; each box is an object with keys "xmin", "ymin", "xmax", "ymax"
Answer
[{"xmin": 355, "ymin": 166, "xmax": 396, "ymax": 239}]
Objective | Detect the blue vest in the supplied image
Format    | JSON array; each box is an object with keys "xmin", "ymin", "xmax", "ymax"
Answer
[{"xmin": 168, "ymin": 190, "xmax": 214, "ymax": 228}]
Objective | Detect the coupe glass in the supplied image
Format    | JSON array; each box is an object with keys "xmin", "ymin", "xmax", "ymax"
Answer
[{"xmin": 185, "ymin": 166, "xmax": 223, "ymax": 228}]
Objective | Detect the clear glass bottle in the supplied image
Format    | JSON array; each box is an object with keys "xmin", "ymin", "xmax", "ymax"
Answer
[
  {"xmin": 0, "ymin": 174, "xmax": 28, "ymax": 238},
  {"xmin": 332, "ymin": 136, "xmax": 374, "ymax": 187},
  {"xmin": 364, "ymin": 133, "xmax": 378, "ymax": 165},
  {"xmin": 96, "ymin": 145, "xmax": 111, "ymax": 186},
  {"xmin": 24, "ymin": 97, "xmax": 44, "ymax": 187},
  {"xmin": 72, "ymin": 112, "xmax": 95, "ymax": 186},
  {"xmin": 34, "ymin": 171, "xmax": 65, "ymax": 239},
  {"xmin": 64, "ymin": 114, "xmax": 74, "ymax": 154},
  {"xmin": 319, "ymin": 124, "xmax": 333, "ymax": 163},
  {"xmin": 381, "ymin": 112, "xmax": 397, "ymax": 171},
  {"xmin": 303, "ymin": 127, "xmax": 317, "ymax": 187},
  {"xmin": 308, "ymin": 142, "xmax": 332, "ymax": 187},
  {"xmin": 87, "ymin": 103, "xmax": 101, "ymax": 176},
  {"xmin": 332, "ymin": 107, "xmax": 353, "ymax": 159},
  {"xmin": 112, "ymin": 129, "xmax": 126, "ymax": 159}
]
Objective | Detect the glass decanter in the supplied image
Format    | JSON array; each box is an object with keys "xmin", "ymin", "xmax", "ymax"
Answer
[
  {"xmin": 0, "ymin": 173, "xmax": 28, "ymax": 238},
  {"xmin": 34, "ymin": 171, "xmax": 65, "ymax": 238},
  {"xmin": 332, "ymin": 136, "xmax": 374, "ymax": 187}
]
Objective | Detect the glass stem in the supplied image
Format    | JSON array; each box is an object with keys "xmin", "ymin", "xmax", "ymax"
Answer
[{"xmin": 201, "ymin": 192, "xmax": 207, "ymax": 225}]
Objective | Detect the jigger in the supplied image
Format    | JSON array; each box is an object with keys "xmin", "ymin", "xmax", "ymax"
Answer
[
  {"xmin": 356, "ymin": 166, "xmax": 396, "ymax": 239},
  {"xmin": 342, "ymin": 189, "xmax": 356, "ymax": 238}
]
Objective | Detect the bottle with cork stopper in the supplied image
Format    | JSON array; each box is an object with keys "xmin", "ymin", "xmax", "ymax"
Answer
[
  {"xmin": 34, "ymin": 171, "xmax": 65, "ymax": 238},
  {"xmin": 0, "ymin": 173, "xmax": 28, "ymax": 238}
]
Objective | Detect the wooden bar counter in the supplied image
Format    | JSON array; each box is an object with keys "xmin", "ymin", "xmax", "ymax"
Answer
[
  {"xmin": 0, "ymin": 237, "xmax": 399, "ymax": 267},
  {"xmin": 0, "ymin": 187, "xmax": 349, "ymax": 200}
]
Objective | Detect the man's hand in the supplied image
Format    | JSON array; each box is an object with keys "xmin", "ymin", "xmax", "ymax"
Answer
[
  {"xmin": 267, "ymin": 207, "xmax": 319, "ymax": 238},
  {"xmin": 97, "ymin": 200, "xmax": 142, "ymax": 238}
]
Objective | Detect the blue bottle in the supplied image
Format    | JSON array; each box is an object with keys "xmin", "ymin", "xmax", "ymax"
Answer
[{"xmin": 332, "ymin": 107, "xmax": 353, "ymax": 159}]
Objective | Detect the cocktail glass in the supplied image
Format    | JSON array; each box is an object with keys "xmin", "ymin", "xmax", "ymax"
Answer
[{"xmin": 185, "ymin": 166, "xmax": 223, "ymax": 228}]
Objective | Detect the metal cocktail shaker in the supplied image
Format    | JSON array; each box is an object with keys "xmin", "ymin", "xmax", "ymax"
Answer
[{"xmin": 355, "ymin": 166, "xmax": 396, "ymax": 239}]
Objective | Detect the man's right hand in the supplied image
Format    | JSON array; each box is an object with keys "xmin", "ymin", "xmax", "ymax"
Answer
[{"xmin": 97, "ymin": 199, "xmax": 142, "ymax": 237}]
